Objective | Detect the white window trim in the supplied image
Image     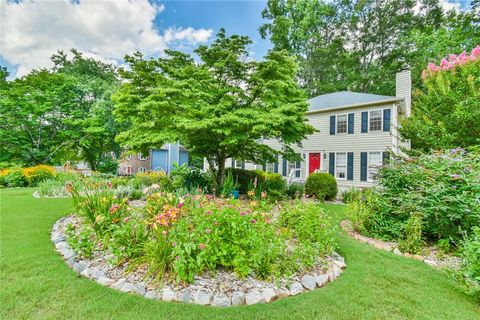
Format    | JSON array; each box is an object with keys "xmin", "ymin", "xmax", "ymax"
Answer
[
  {"xmin": 287, "ymin": 160, "xmax": 301, "ymax": 178},
  {"xmin": 125, "ymin": 154, "xmax": 132, "ymax": 161},
  {"xmin": 367, "ymin": 152, "xmax": 382, "ymax": 182},
  {"xmin": 138, "ymin": 153, "xmax": 148, "ymax": 161},
  {"xmin": 368, "ymin": 110, "xmax": 383, "ymax": 132},
  {"xmin": 234, "ymin": 160, "xmax": 243, "ymax": 169},
  {"xmin": 138, "ymin": 167, "xmax": 147, "ymax": 173},
  {"xmin": 335, "ymin": 152, "xmax": 347, "ymax": 180},
  {"xmin": 265, "ymin": 162, "xmax": 275, "ymax": 173},
  {"xmin": 336, "ymin": 113, "xmax": 348, "ymax": 135}
]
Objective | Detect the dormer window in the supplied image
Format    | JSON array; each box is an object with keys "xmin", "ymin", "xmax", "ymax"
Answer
[
  {"xmin": 369, "ymin": 110, "xmax": 382, "ymax": 132},
  {"xmin": 336, "ymin": 114, "xmax": 347, "ymax": 134}
]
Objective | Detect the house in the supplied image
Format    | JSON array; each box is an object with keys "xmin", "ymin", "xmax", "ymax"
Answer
[
  {"xmin": 226, "ymin": 71, "xmax": 411, "ymax": 189},
  {"xmin": 118, "ymin": 143, "xmax": 189, "ymax": 175}
]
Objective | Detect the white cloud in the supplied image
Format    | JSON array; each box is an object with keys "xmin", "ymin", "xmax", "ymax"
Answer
[
  {"xmin": 0, "ymin": 0, "xmax": 212, "ymax": 77},
  {"xmin": 438, "ymin": 0, "xmax": 462, "ymax": 12}
]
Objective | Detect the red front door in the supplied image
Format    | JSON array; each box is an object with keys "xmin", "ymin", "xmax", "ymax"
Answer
[{"xmin": 309, "ymin": 153, "xmax": 321, "ymax": 174}]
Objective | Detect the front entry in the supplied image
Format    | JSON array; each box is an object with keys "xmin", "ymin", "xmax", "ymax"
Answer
[{"xmin": 309, "ymin": 153, "xmax": 321, "ymax": 174}]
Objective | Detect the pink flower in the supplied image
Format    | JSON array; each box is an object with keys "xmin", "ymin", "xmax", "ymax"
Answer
[
  {"xmin": 199, "ymin": 243, "xmax": 206, "ymax": 250},
  {"xmin": 448, "ymin": 54, "xmax": 457, "ymax": 62},
  {"xmin": 440, "ymin": 58, "xmax": 448, "ymax": 67},
  {"xmin": 176, "ymin": 255, "xmax": 180, "ymax": 260},
  {"xmin": 206, "ymin": 210, "xmax": 212, "ymax": 215},
  {"xmin": 178, "ymin": 203, "xmax": 184, "ymax": 209},
  {"xmin": 240, "ymin": 211, "xmax": 246, "ymax": 216},
  {"xmin": 123, "ymin": 217, "xmax": 130, "ymax": 223},
  {"xmin": 251, "ymin": 219, "xmax": 257, "ymax": 223},
  {"xmin": 172, "ymin": 242, "xmax": 177, "ymax": 247},
  {"xmin": 205, "ymin": 228, "xmax": 211, "ymax": 234},
  {"xmin": 265, "ymin": 219, "xmax": 271, "ymax": 224},
  {"xmin": 472, "ymin": 46, "xmax": 480, "ymax": 57},
  {"xmin": 427, "ymin": 63, "xmax": 436, "ymax": 71}
]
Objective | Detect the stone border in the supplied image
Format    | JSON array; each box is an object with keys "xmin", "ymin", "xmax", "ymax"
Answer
[
  {"xmin": 52, "ymin": 216, "xmax": 346, "ymax": 306},
  {"xmin": 33, "ymin": 190, "xmax": 68, "ymax": 198},
  {"xmin": 340, "ymin": 220, "xmax": 460, "ymax": 269}
]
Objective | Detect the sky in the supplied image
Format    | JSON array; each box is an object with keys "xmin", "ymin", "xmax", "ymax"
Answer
[{"xmin": 0, "ymin": 0, "xmax": 471, "ymax": 79}]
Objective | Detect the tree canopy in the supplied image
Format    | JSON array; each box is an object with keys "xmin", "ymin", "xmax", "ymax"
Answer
[{"xmin": 114, "ymin": 29, "xmax": 315, "ymax": 190}]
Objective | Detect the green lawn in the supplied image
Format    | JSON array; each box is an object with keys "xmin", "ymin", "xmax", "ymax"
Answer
[{"xmin": 1, "ymin": 188, "xmax": 479, "ymax": 320}]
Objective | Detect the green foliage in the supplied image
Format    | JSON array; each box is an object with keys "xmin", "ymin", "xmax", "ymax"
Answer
[
  {"xmin": 398, "ymin": 213, "xmax": 424, "ymax": 254},
  {"xmin": 305, "ymin": 173, "xmax": 337, "ymax": 200},
  {"xmin": 225, "ymin": 168, "xmax": 265, "ymax": 194},
  {"xmin": 341, "ymin": 188, "xmax": 362, "ymax": 204},
  {"xmin": 170, "ymin": 163, "xmax": 211, "ymax": 193},
  {"xmin": 110, "ymin": 218, "xmax": 149, "ymax": 261},
  {"xmin": 286, "ymin": 182, "xmax": 304, "ymax": 199},
  {"xmin": 113, "ymin": 29, "xmax": 315, "ymax": 192},
  {"xmin": 66, "ymin": 223, "xmax": 95, "ymax": 259},
  {"xmin": 220, "ymin": 171, "xmax": 239, "ymax": 197},
  {"xmin": 96, "ymin": 156, "xmax": 118, "ymax": 174},
  {"xmin": 347, "ymin": 148, "xmax": 480, "ymax": 247},
  {"xmin": 129, "ymin": 172, "xmax": 172, "ymax": 191},
  {"xmin": 401, "ymin": 50, "xmax": 480, "ymax": 151},
  {"xmin": 263, "ymin": 172, "xmax": 287, "ymax": 200},
  {"xmin": 456, "ymin": 227, "xmax": 480, "ymax": 302}
]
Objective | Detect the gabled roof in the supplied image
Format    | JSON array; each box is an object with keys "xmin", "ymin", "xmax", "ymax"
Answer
[{"xmin": 307, "ymin": 91, "xmax": 402, "ymax": 113}]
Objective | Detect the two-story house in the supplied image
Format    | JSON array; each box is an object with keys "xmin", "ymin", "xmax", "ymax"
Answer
[
  {"xmin": 118, "ymin": 143, "xmax": 189, "ymax": 175},
  {"xmin": 227, "ymin": 71, "xmax": 411, "ymax": 189}
]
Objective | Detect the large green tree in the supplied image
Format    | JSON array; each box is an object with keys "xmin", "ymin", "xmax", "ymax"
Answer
[
  {"xmin": 114, "ymin": 30, "xmax": 315, "ymax": 190},
  {"xmin": 260, "ymin": 0, "xmax": 479, "ymax": 97}
]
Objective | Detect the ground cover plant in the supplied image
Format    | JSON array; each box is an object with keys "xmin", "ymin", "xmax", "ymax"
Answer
[
  {"xmin": 0, "ymin": 164, "xmax": 56, "ymax": 188},
  {"xmin": 2, "ymin": 188, "xmax": 480, "ymax": 319},
  {"xmin": 66, "ymin": 180, "xmax": 336, "ymax": 284}
]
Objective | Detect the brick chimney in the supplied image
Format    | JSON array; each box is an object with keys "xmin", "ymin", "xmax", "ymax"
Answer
[{"xmin": 396, "ymin": 70, "xmax": 411, "ymax": 117}]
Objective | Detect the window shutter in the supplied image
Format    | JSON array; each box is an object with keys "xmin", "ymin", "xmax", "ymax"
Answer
[
  {"xmin": 274, "ymin": 156, "xmax": 279, "ymax": 173},
  {"xmin": 330, "ymin": 115, "xmax": 336, "ymax": 135},
  {"xmin": 347, "ymin": 152, "xmax": 354, "ymax": 180},
  {"xmin": 382, "ymin": 151, "xmax": 390, "ymax": 165},
  {"xmin": 282, "ymin": 159, "xmax": 287, "ymax": 176},
  {"xmin": 348, "ymin": 113, "xmax": 354, "ymax": 134},
  {"xmin": 361, "ymin": 112, "xmax": 368, "ymax": 133},
  {"xmin": 241, "ymin": 162, "xmax": 245, "ymax": 170},
  {"xmin": 262, "ymin": 163, "xmax": 266, "ymax": 171},
  {"xmin": 231, "ymin": 159, "xmax": 234, "ymax": 168},
  {"xmin": 383, "ymin": 109, "xmax": 391, "ymax": 132},
  {"xmin": 360, "ymin": 152, "xmax": 368, "ymax": 181},
  {"xmin": 329, "ymin": 153, "xmax": 335, "ymax": 176}
]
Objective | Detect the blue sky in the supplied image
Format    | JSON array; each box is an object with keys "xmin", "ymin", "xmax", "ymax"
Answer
[{"xmin": 0, "ymin": 0, "xmax": 471, "ymax": 78}]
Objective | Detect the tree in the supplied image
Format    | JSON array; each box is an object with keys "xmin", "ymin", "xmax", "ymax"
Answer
[
  {"xmin": 400, "ymin": 47, "xmax": 480, "ymax": 151},
  {"xmin": 260, "ymin": 0, "xmax": 479, "ymax": 97},
  {"xmin": 114, "ymin": 29, "xmax": 315, "ymax": 191}
]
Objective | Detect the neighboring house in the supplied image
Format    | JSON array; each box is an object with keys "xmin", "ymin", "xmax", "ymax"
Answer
[
  {"xmin": 226, "ymin": 71, "xmax": 412, "ymax": 189},
  {"xmin": 118, "ymin": 143, "xmax": 189, "ymax": 175}
]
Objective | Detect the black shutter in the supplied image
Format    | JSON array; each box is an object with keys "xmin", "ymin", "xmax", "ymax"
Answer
[
  {"xmin": 361, "ymin": 112, "xmax": 368, "ymax": 133},
  {"xmin": 329, "ymin": 153, "xmax": 335, "ymax": 176},
  {"xmin": 348, "ymin": 113, "xmax": 354, "ymax": 134},
  {"xmin": 262, "ymin": 163, "xmax": 266, "ymax": 171},
  {"xmin": 274, "ymin": 156, "xmax": 279, "ymax": 173},
  {"xmin": 282, "ymin": 159, "xmax": 287, "ymax": 176},
  {"xmin": 383, "ymin": 109, "xmax": 391, "ymax": 132},
  {"xmin": 330, "ymin": 115, "xmax": 336, "ymax": 135},
  {"xmin": 382, "ymin": 151, "xmax": 390, "ymax": 165},
  {"xmin": 231, "ymin": 159, "xmax": 234, "ymax": 168},
  {"xmin": 347, "ymin": 152, "xmax": 354, "ymax": 180},
  {"xmin": 360, "ymin": 152, "xmax": 368, "ymax": 181},
  {"xmin": 241, "ymin": 162, "xmax": 245, "ymax": 170}
]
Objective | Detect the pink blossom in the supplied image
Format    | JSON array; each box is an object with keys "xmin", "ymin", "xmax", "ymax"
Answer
[
  {"xmin": 427, "ymin": 63, "xmax": 436, "ymax": 71},
  {"xmin": 172, "ymin": 242, "xmax": 177, "ymax": 247},
  {"xmin": 178, "ymin": 202, "xmax": 184, "ymax": 209},
  {"xmin": 472, "ymin": 46, "xmax": 480, "ymax": 57},
  {"xmin": 440, "ymin": 58, "xmax": 448, "ymax": 67},
  {"xmin": 206, "ymin": 210, "xmax": 212, "ymax": 215},
  {"xmin": 240, "ymin": 211, "xmax": 246, "ymax": 216},
  {"xmin": 176, "ymin": 255, "xmax": 180, "ymax": 260},
  {"xmin": 123, "ymin": 217, "xmax": 130, "ymax": 223},
  {"xmin": 251, "ymin": 219, "xmax": 257, "ymax": 223},
  {"xmin": 448, "ymin": 54, "xmax": 457, "ymax": 62},
  {"xmin": 198, "ymin": 243, "xmax": 206, "ymax": 250}
]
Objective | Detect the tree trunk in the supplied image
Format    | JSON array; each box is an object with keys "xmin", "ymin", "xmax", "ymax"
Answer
[{"xmin": 207, "ymin": 156, "xmax": 226, "ymax": 196}]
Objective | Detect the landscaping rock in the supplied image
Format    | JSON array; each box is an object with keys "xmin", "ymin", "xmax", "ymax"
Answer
[
  {"xmin": 90, "ymin": 268, "xmax": 105, "ymax": 280},
  {"xmin": 276, "ymin": 288, "xmax": 290, "ymax": 299},
  {"xmin": 393, "ymin": 248, "xmax": 402, "ymax": 256},
  {"xmin": 145, "ymin": 290, "xmax": 160, "ymax": 299},
  {"xmin": 212, "ymin": 293, "xmax": 231, "ymax": 307},
  {"xmin": 193, "ymin": 290, "xmax": 212, "ymax": 305},
  {"xmin": 301, "ymin": 275, "xmax": 317, "ymax": 290},
  {"xmin": 332, "ymin": 251, "xmax": 344, "ymax": 264},
  {"xmin": 73, "ymin": 261, "xmax": 87, "ymax": 274},
  {"xmin": 132, "ymin": 283, "xmax": 146, "ymax": 296},
  {"xmin": 177, "ymin": 289, "xmax": 192, "ymax": 303},
  {"xmin": 424, "ymin": 259, "xmax": 438, "ymax": 267},
  {"xmin": 231, "ymin": 291, "xmax": 245, "ymax": 306},
  {"xmin": 289, "ymin": 282, "xmax": 303, "ymax": 296},
  {"xmin": 80, "ymin": 267, "xmax": 91, "ymax": 278},
  {"xmin": 111, "ymin": 278, "xmax": 127, "ymax": 290},
  {"xmin": 120, "ymin": 282, "xmax": 135, "ymax": 293},
  {"xmin": 97, "ymin": 277, "xmax": 114, "ymax": 286},
  {"xmin": 333, "ymin": 259, "xmax": 346, "ymax": 269},
  {"xmin": 315, "ymin": 274, "xmax": 329, "ymax": 287},
  {"xmin": 262, "ymin": 288, "xmax": 277, "ymax": 302},
  {"xmin": 412, "ymin": 254, "xmax": 424, "ymax": 261},
  {"xmin": 62, "ymin": 248, "xmax": 75, "ymax": 259},
  {"xmin": 162, "ymin": 287, "xmax": 177, "ymax": 302},
  {"xmin": 245, "ymin": 290, "xmax": 265, "ymax": 305}
]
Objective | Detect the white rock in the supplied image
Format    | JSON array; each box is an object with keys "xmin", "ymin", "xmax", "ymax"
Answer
[
  {"xmin": 73, "ymin": 262, "xmax": 87, "ymax": 274},
  {"xmin": 315, "ymin": 274, "xmax": 329, "ymax": 287},
  {"xmin": 245, "ymin": 290, "xmax": 265, "ymax": 305},
  {"xmin": 66, "ymin": 257, "xmax": 75, "ymax": 267},
  {"xmin": 276, "ymin": 288, "xmax": 290, "ymax": 299},
  {"xmin": 132, "ymin": 283, "xmax": 146, "ymax": 295},
  {"xmin": 55, "ymin": 241, "xmax": 68, "ymax": 250},
  {"xmin": 80, "ymin": 267, "xmax": 91, "ymax": 278},
  {"xmin": 97, "ymin": 277, "xmax": 114, "ymax": 286},
  {"xmin": 193, "ymin": 290, "xmax": 211, "ymax": 305},
  {"xmin": 393, "ymin": 248, "xmax": 402, "ymax": 256},
  {"xmin": 162, "ymin": 287, "xmax": 177, "ymax": 302},
  {"xmin": 111, "ymin": 278, "xmax": 127, "ymax": 290},
  {"xmin": 332, "ymin": 251, "xmax": 345, "ymax": 264},
  {"xmin": 301, "ymin": 275, "xmax": 317, "ymax": 290},
  {"xmin": 63, "ymin": 248, "xmax": 75, "ymax": 259},
  {"xmin": 176, "ymin": 289, "xmax": 192, "ymax": 303},
  {"xmin": 424, "ymin": 259, "xmax": 438, "ymax": 267},
  {"xmin": 145, "ymin": 290, "xmax": 160, "ymax": 299},
  {"xmin": 289, "ymin": 282, "xmax": 303, "ymax": 296},
  {"xmin": 120, "ymin": 282, "xmax": 134, "ymax": 293},
  {"xmin": 90, "ymin": 269, "xmax": 105, "ymax": 280},
  {"xmin": 212, "ymin": 293, "xmax": 231, "ymax": 307},
  {"xmin": 231, "ymin": 291, "xmax": 245, "ymax": 306},
  {"xmin": 262, "ymin": 288, "xmax": 277, "ymax": 303},
  {"xmin": 333, "ymin": 260, "xmax": 347, "ymax": 269}
]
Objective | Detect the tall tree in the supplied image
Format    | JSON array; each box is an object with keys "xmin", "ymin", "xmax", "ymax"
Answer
[{"xmin": 114, "ymin": 30, "xmax": 315, "ymax": 191}]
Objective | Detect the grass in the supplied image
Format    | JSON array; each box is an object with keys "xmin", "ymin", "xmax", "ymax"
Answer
[{"xmin": 1, "ymin": 188, "xmax": 479, "ymax": 320}]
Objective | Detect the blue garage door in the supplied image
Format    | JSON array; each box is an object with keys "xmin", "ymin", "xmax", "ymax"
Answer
[
  {"xmin": 152, "ymin": 150, "xmax": 168, "ymax": 172},
  {"xmin": 179, "ymin": 151, "xmax": 189, "ymax": 166}
]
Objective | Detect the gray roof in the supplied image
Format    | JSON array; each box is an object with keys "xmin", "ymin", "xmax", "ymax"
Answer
[{"xmin": 308, "ymin": 91, "xmax": 400, "ymax": 112}]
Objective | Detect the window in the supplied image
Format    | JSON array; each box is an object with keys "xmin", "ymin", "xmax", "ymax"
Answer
[
  {"xmin": 369, "ymin": 110, "xmax": 382, "ymax": 132},
  {"xmin": 266, "ymin": 162, "xmax": 275, "ymax": 173},
  {"xmin": 125, "ymin": 154, "xmax": 132, "ymax": 161},
  {"xmin": 287, "ymin": 161, "xmax": 301, "ymax": 178},
  {"xmin": 234, "ymin": 160, "xmax": 243, "ymax": 169},
  {"xmin": 336, "ymin": 114, "xmax": 347, "ymax": 134},
  {"xmin": 335, "ymin": 152, "xmax": 347, "ymax": 179},
  {"xmin": 138, "ymin": 153, "xmax": 148, "ymax": 160},
  {"xmin": 368, "ymin": 152, "xmax": 382, "ymax": 181},
  {"xmin": 138, "ymin": 167, "xmax": 147, "ymax": 173}
]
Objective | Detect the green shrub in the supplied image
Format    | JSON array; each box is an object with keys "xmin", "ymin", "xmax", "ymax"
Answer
[
  {"xmin": 287, "ymin": 182, "xmax": 304, "ymax": 199},
  {"xmin": 4, "ymin": 169, "xmax": 28, "ymax": 187},
  {"xmin": 398, "ymin": 213, "xmax": 424, "ymax": 254},
  {"xmin": 341, "ymin": 188, "xmax": 362, "ymax": 204},
  {"xmin": 456, "ymin": 227, "xmax": 480, "ymax": 301},
  {"xmin": 264, "ymin": 173, "xmax": 287, "ymax": 200},
  {"xmin": 170, "ymin": 163, "xmax": 211, "ymax": 192},
  {"xmin": 226, "ymin": 168, "xmax": 265, "ymax": 194},
  {"xmin": 22, "ymin": 165, "xmax": 56, "ymax": 186},
  {"xmin": 129, "ymin": 171, "xmax": 172, "ymax": 190},
  {"xmin": 305, "ymin": 173, "xmax": 337, "ymax": 200}
]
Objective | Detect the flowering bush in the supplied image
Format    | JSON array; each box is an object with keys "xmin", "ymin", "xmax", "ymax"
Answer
[
  {"xmin": 68, "ymin": 182, "xmax": 336, "ymax": 284},
  {"xmin": 22, "ymin": 165, "xmax": 56, "ymax": 186}
]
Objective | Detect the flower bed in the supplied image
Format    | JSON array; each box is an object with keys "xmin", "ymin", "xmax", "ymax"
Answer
[{"xmin": 53, "ymin": 182, "xmax": 345, "ymax": 306}]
